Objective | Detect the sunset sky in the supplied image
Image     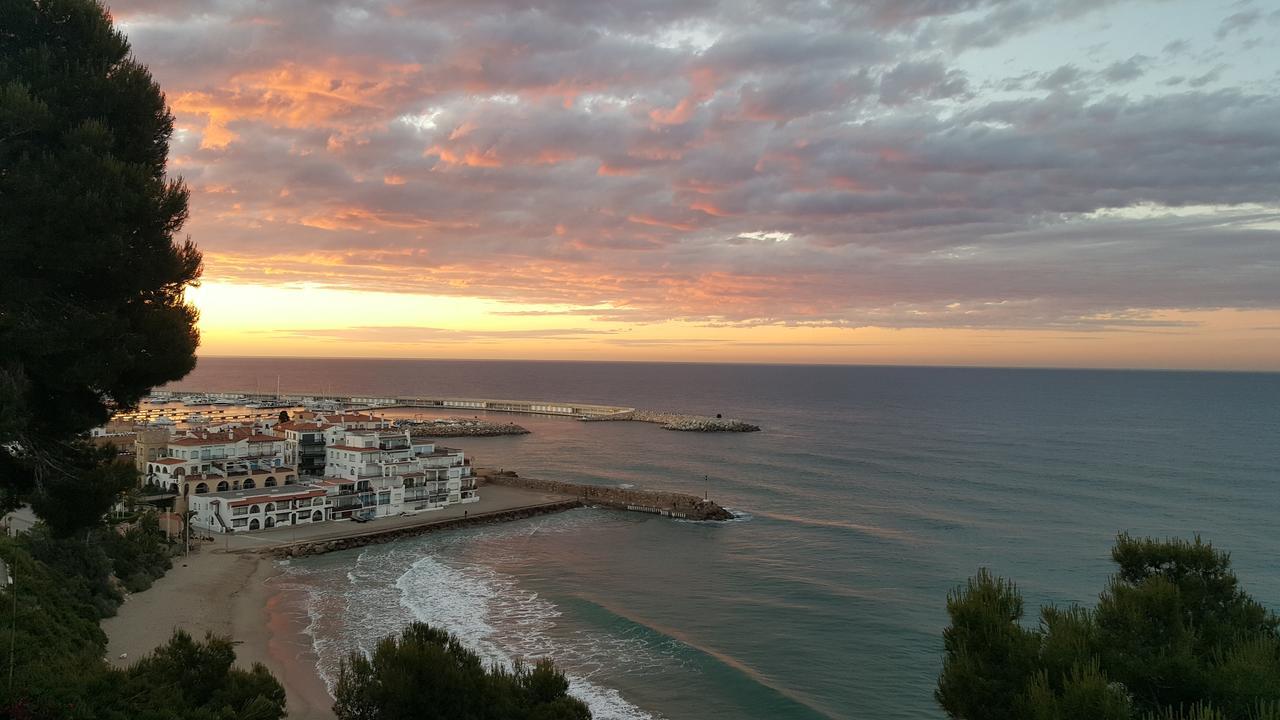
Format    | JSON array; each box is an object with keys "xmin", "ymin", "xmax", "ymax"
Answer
[{"xmin": 113, "ymin": 0, "xmax": 1280, "ymax": 369}]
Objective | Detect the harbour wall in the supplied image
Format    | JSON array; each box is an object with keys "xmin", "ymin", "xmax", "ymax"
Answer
[
  {"xmin": 131, "ymin": 392, "xmax": 759, "ymax": 431},
  {"xmin": 477, "ymin": 471, "xmax": 735, "ymax": 521}
]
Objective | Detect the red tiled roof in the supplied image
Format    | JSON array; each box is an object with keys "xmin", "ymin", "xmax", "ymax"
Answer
[
  {"xmin": 152, "ymin": 457, "xmax": 186, "ymax": 465},
  {"xmin": 229, "ymin": 490, "xmax": 325, "ymax": 507}
]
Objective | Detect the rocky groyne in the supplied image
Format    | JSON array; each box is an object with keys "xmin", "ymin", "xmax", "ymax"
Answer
[
  {"xmin": 397, "ymin": 417, "xmax": 531, "ymax": 437},
  {"xmin": 265, "ymin": 500, "xmax": 582, "ymax": 558},
  {"xmin": 583, "ymin": 409, "xmax": 760, "ymax": 432},
  {"xmin": 477, "ymin": 470, "xmax": 736, "ymax": 521}
]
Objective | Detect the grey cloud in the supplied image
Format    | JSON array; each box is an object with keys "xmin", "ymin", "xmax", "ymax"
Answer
[
  {"xmin": 1037, "ymin": 65, "xmax": 1083, "ymax": 91},
  {"xmin": 1216, "ymin": 9, "xmax": 1262, "ymax": 39},
  {"xmin": 879, "ymin": 60, "xmax": 970, "ymax": 105},
  {"xmin": 108, "ymin": 0, "xmax": 1280, "ymax": 332},
  {"xmin": 1188, "ymin": 64, "xmax": 1228, "ymax": 87},
  {"xmin": 1101, "ymin": 55, "xmax": 1149, "ymax": 83}
]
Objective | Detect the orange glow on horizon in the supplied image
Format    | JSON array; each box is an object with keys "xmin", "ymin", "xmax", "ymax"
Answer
[{"xmin": 186, "ymin": 281, "xmax": 1280, "ymax": 371}]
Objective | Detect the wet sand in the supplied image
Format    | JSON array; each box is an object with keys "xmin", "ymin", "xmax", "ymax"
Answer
[{"xmin": 101, "ymin": 549, "xmax": 335, "ymax": 719}]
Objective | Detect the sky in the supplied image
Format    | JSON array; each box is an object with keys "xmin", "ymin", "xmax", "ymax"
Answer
[{"xmin": 111, "ymin": 0, "xmax": 1280, "ymax": 369}]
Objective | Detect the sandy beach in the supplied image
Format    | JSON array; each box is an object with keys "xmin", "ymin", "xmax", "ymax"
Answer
[
  {"xmin": 99, "ymin": 484, "xmax": 578, "ymax": 719},
  {"xmin": 101, "ymin": 549, "xmax": 336, "ymax": 719}
]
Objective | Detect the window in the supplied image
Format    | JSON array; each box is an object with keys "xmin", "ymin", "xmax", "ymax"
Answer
[
  {"xmin": 232, "ymin": 518, "xmax": 248, "ymax": 528},
  {"xmin": 233, "ymin": 507, "xmax": 248, "ymax": 517},
  {"xmin": 250, "ymin": 504, "xmax": 260, "ymax": 514}
]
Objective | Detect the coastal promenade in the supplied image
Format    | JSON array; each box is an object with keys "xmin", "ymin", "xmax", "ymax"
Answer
[{"xmin": 220, "ymin": 485, "xmax": 581, "ymax": 555}]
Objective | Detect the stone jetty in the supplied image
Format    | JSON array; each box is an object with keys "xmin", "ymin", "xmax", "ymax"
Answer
[
  {"xmin": 395, "ymin": 417, "xmax": 531, "ymax": 437},
  {"xmin": 262, "ymin": 471, "xmax": 734, "ymax": 559},
  {"xmin": 583, "ymin": 409, "xmax": 761, "ymax": 432},
  {"xmin": 267, "ymin": 500, "xmax": 582, "ymax": 559},
  {"xmin": 478, "ymin": 470, "xmax": 736, "ymax": 520}
]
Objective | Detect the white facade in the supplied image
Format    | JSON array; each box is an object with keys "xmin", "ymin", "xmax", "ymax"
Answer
[
  {"xmin": 322, "ymin": 429, "xmax": 477, "ymax": 519},
  {"xmin": 188, "ymin": 483, "xmax": 332, "ymax": 533},
  {"xmin": 143, "ymin": 427, "xmax": 293, "ymax": 495}
]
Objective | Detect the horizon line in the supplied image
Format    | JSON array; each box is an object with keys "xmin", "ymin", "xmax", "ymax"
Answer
[{"xmin": 191, "ymin": 354, "xmax": 1280, "ymax": 375}]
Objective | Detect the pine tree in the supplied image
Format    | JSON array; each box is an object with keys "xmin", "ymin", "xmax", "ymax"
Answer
[{"xmin": 0, "ymin": 0, "xmax": 202, "ymax": 528}]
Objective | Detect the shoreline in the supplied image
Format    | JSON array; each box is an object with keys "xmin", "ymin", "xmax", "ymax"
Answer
[
  {"xmin": 101, "ymin": 483, "xmax": 589, "ymax": 719},
  {"xmin": 102, "ymin": 549, "xmax": 336, "ymax": 719},
  {"xmin": 101, "ymin": 479, "xmax": 730, "ymax": 717}
]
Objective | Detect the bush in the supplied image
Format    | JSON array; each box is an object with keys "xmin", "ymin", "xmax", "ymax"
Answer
[
  {"xmin": 0, "ymin": 537, "xmax": 284, "ymax": 719},
  {"xmin": 937, "ymin": 535, "xmax": 1280, "ymax": 720},
  {"xmin": 334, "ymin": 622, "xmax": 591, "ymax": 720}
]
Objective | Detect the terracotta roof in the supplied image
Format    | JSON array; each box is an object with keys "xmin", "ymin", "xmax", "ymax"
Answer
[
  {"xmin": 152, "ymin": 457, "xmax": 186, "ymax": 465},
  {"xmin": 228, "ymin": 489, "xmax": 326, "ymax": 506}
]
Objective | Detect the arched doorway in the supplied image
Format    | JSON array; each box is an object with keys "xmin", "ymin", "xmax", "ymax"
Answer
[
  {"xmin": 249, "ymin": 518, "xmax": 260, "ymax": 530},
  {"xmin": 265, "ymin": 502, "xmax": 275, "ymax": 512},
  {"xmin": 265, "ymin": 477, "xmax": 277, "ymax": 487},
  {"xmin": 195, "ymin": 482, "xmax": 208, "ymax": 494},
  {"xmin": 265, "ymin": 517, "xmax": 275, "ymax": 528},
  {"xmin": 216, "ymin": 480, "xmax": 229, "ymax": 492},
  {"xmin": 242, "ymin": 479, "xmax": 256, "ymax": 490},
  {"xmin": 311, "ymin": 510, "xmax": 323, "ymax": 522}
]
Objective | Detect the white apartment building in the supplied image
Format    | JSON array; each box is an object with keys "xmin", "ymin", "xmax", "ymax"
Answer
[
  {"xmin": 321, "ymin": 428, "xmax": 477, "ymax": 520},
  {"xmin": 143, "ymin": 427, "xmax": 295, "ymax": 496},
  {"xmin": 188, "ymin": 483, "xmax": 332, "ymax": 533},
  {"xmin": 278, "ymin": 411, "xmax": 390, "ymax": 476}
]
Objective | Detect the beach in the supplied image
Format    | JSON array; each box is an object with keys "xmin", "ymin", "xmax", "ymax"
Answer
[
  {"xmin": 101, "ymin": 549, "xmax": 336, "ymax": 719},
  {"xmin": 100, "ymin": 483, "xmax": 580, "ymax": 719}
]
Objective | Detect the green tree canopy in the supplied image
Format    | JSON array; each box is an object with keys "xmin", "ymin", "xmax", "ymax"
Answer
[
  {"xmin": 334, "ymin": 622, "xmax": 592, "ymax": 720},
  {"xmin": 0, "ymin": 0, "xmax": 202, "ymax": 525},
  {"xmin": 937, "ymin": 535, "xmax": 1280, "ymax": 720}
]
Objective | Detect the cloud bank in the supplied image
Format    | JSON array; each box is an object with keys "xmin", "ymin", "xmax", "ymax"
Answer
[{"xmin": 113, "ymin": 0, "xmax": 1280, "ymax": 331}]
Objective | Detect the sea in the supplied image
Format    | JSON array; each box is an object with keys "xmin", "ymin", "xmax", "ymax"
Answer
[{"xmin": 168, "ymin": 358, "xmax": 1280, "ymax": 720}]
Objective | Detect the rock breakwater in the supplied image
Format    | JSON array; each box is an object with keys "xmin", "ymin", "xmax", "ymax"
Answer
[
  {"xmin": 396, "ymin": 417, "xmax": 531, "ymax": 437},
  {"xmin": 478, "ymin": 470, "xmax": 735, "ymax": 521},
  {"xmin": 582, "ymin": 409, "xmax": 760, "ymax": 432}
]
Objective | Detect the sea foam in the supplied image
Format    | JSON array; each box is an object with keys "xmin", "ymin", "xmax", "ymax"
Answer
[{"xmin": 395, "ymin": 553, "xmax": 664, "ymax": 720}]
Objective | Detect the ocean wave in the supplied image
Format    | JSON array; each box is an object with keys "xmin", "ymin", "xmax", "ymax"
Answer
[{"xmin": 394, "ymin": 554, "xmax": 665, "ymax": 720}]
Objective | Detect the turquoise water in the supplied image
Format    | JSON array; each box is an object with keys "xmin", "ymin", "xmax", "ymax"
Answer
[{"xmin": 174, "ymin": 359, "xmax": 1280, "ymax": 719}]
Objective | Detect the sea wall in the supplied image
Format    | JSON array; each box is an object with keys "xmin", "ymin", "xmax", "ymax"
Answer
[
  {"xmin": 400, "ymin": 418, "xmax": 531, "ymax": 437},
  {"xmin": 478, "ymin": 471, "xmax": 735, "ymax": 521},
  {"xmin": 265, "ymin": 500, "xmax": 582, "ymax": 558}
]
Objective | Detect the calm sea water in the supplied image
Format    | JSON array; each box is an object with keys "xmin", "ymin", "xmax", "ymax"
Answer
[{"xmin": 170, "ymin": 358, "xmax": 1280, "ymax": 720}]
